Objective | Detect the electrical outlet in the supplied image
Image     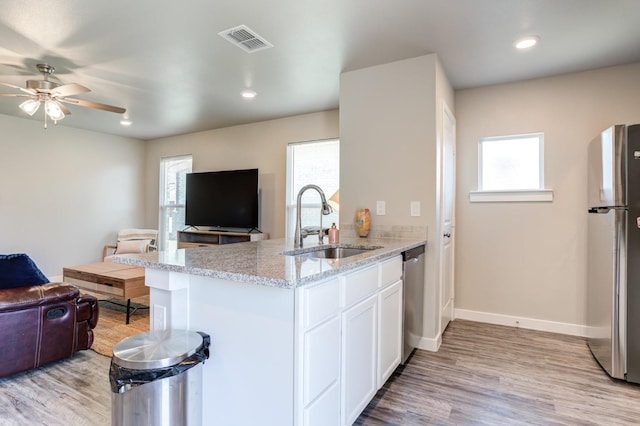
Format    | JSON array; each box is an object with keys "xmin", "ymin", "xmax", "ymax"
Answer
[
  {"xmin": 376, "ymin": 200, "xmax": 386, "ymax": 215},
  {"xmin": 410, "ymin": 201, "xmax": 421, "ymax": 217}
]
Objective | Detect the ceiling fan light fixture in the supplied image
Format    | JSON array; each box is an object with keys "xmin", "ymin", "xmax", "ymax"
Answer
[
  {"xmin": 45, "ymin": 101, "xmax": 65, "ymax": 121},
  {"xmin": 2, "ymin": 64, "xmax": 126, "ymax": 130},
  {"xmin": 19, "ymin": 99, "xmax": 40, "ymax": 116},
  {"xmin": 120, "ymin": 119, "xmax": 132, "ymax": 126}
]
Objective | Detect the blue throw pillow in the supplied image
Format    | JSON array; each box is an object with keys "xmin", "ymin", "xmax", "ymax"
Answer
[{"xmin": 0, "ymin": 253, "xmax": 50, "ymax": 289}]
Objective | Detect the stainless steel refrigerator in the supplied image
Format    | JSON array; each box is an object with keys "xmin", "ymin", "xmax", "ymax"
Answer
[{"xmin": 587, "ymin": 123, "xmax": 640, "ymax": 383}]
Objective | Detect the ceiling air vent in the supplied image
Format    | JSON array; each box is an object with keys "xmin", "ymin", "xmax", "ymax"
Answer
[{"xmin": 218, "ymin": 25, "xmax": 273, "ymax": 53}]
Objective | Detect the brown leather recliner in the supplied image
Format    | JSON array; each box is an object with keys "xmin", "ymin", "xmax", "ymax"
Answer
[{"xmin": 0, "ymin": 282, "xmax": 99, "ymax": 377}]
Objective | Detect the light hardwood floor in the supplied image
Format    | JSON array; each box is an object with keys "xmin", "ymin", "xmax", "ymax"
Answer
[
  {"xmin": 0, "ymin": 350, "xmax": 111, "ymax": 426},
  {"xmin": 2, "ymin": 320, "xmax": 640, "ymax": 425},
  {"xmin": 0, "ymin": 299, "xmax": 145, "ymax": 426},
  {"xmin": 357, "ymin": 320, "xmax": 640, "ymax": 425}
]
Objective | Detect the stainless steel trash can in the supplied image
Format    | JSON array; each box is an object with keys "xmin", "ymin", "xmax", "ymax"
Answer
[{"xmin": 109, "ymin": 329, "xmax": 210, "ymax": 426}]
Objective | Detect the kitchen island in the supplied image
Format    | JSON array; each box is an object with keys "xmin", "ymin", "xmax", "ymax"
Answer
[{"xmin": 115, "ymin": 237, "xmax": 425, "ymax": 426}]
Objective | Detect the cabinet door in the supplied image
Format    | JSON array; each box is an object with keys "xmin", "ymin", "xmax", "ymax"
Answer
[
  {"xmin": 303, "ymin": 317, "xmax": 341, "ymax": 407},
  {"xmin": 341, "ymin": 294, "xmax": 377, "ymax": 426},
  {"xmin": 295, "ymin": 278, "xmax": 341, "ymax": 426},
  {"xmin": 378, "ymin": 279, "xmax": 403, "ymax": 387},
  {"xmin": 303, "ymin": 381, "xmax": 340, "ymax": 426}
]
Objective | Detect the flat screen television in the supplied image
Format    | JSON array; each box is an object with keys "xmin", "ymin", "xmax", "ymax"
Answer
[{"xmin": 185, "ymin": 168, "xmax": 259, "ymax": 230}]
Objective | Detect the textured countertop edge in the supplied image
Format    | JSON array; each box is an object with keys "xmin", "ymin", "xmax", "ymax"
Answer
[
  {"xmin": 289, "ymin": 245, "xmax": 421, "ymax": 288},
  {"xmin": 113, "ymin": 239, "xmax": 426, "ymax": 289}
]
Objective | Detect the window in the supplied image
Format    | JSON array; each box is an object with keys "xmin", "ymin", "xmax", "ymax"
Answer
[
  {"xmin": 471, "ymin": 132, "xmax": 552, "ymax": 202},
  {"xmin": 286, "ymin": 139, "xmax": 339, "ymax": 238},
  {"xmin": 159, "ymin": 155, "xmax": 192, "ymax": 250}
]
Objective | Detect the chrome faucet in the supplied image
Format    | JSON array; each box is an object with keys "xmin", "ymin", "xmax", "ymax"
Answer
[{"xmin": 294, "ymin": 184, "xmax": 333, "ymax": 248}]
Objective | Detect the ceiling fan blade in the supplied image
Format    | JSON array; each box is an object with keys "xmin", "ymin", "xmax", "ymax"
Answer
[
  {"xmin": 0, "ymin": 93, "xmax": 32, "ymax": 98},
  {"xmin": 52, "ymin": 83, "xmax": 90, "ymax": 98},
  {"xmin": 0, "ymin": 81, "xmax": 36, "ymax": 95},
  {"xmin": 55, "ymin": 100, "xmax": 72, "ymax": 116},
  {"xmin": 60, "ymin": 97, "xmax": 126, "ymax": 114}
]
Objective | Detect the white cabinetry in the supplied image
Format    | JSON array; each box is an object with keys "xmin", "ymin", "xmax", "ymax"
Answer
[
  {"xmin": 377, "ymin": 256, "xmax": 403, "ymax": 387},
  {"xmin": 302, "ymin": 317, "xmax": 341, "ymax": 426},
  {"xmin": 339, "ymin": 263, "xmax": 379, "ymax": 426},
  {"xmin": 296, "ymin": 277, "xmax": 341, "ymax": 426},
  {"xmin": 294, "ymin": 255, "xmax": 403, "ymax": 426},
  {"xmin": 341, "ymin": 295, "xmax": 378, "ymax": 425},
  {"xmin": 377, "ymin": 280, "xmax": 402, "ymax": 386},
  {"xmin": 145, "ymin": 247, "xmax": 411, "ymax": 426}
]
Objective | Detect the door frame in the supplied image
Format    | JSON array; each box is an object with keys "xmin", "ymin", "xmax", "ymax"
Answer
[{"xmin": 437, "ymin": 101, "xmax": 456, "ymax": 335}]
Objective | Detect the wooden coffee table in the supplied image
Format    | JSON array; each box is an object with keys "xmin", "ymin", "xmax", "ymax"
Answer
[{"xmin": 63, "ymin": 261, "xmax": 147, "ymax": 324}]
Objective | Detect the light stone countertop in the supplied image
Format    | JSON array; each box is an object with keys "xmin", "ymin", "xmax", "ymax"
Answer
[{"xmin": 113, "ymin": 237, "xmax": 426, "ymax": 289}]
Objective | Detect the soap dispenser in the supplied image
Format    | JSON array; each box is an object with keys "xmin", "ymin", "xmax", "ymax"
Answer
[{"xmin": 328, "ymin": 223, "xmax": 339, "ymax": 244}]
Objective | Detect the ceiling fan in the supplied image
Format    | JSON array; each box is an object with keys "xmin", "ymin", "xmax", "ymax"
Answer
[{"xmin": 0, "ymin": 63, "xmax": 126, "ymax": 128}]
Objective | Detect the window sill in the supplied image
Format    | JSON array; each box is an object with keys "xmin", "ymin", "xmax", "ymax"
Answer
[{"xmin": 469, "ymin": 189, "xmax": 554, "ymax": 203}]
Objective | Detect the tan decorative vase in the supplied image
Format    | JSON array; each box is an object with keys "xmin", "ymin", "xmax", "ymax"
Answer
[{"xmin": 355, "ymin": 208, "xmax": 371, "ymax": 237}]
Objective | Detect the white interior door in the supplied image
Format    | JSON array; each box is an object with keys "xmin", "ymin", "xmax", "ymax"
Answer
[{"xmin": 438, "ymin": 102, "xmax": 456, "ymax": 335}]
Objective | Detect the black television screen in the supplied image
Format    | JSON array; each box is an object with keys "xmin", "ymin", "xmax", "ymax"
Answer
[{"xmin": 185, "ymin": 168, "xmax": 259, "ymax": 229}]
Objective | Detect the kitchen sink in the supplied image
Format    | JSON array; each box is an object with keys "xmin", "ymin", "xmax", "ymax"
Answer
[{"xmin": 283, "ymin": 245, "xmax": 381, "ymax": 260}]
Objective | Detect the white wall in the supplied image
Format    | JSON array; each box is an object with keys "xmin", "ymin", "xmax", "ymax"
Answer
[
  {"xmin": 0, "ymin": 114, "xmax": 146, "ymax": 277},
  {"xmin": 340, "ymin": 55, "xmax": 437, "ymax": 234},
  {"xmin": 143, "ymin": 110, "xmax": 339, "ymax": 238},
  {"xmin": 454, "ymin": 62, "xmax": 640, "ymax": 333},
  {"xmin": 8, "ymin": 57, "xmax": 637, "ymax": 340},
  {"xmin": 340, "ymin": 54, "xmax": 455, "ymax": 347}
]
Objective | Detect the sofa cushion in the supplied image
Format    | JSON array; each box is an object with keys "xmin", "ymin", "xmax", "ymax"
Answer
[{"xmin": 0, "ymin": 254, "xmax": 50, "ymax": 289}]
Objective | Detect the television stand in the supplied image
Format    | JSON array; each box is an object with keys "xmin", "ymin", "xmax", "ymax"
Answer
[{"xmin": 177, "ymin": 229, "xmax": 269, "ymax": 248}]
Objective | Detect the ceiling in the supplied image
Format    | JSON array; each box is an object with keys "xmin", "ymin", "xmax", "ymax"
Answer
[{"xmin": 1, "ymin": 0, "xmax": 639, "ymax": 140}]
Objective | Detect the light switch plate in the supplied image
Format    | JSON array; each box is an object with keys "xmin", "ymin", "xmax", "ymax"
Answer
[
  {"xmin": 376, "ymin": 200, "xmax": 386, "ymax": 215},
  {"xmin": 410, "ymin": 201, "xmax": 421, "ymax": 216}
]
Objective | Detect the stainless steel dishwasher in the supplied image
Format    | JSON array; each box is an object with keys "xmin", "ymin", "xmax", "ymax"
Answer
[{"xmin": 402, "ymin": 245, "xmax": 425, "ymax": 364}]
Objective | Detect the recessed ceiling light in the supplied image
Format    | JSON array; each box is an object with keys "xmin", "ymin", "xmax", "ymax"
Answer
[
  {"xmin": 241, "ymin": 89, "xmax": 257, "ymax": 99},
  {"xmin": 120, "ymin": 119, "xmax": 132, "ymax": 126},
  {"xmin": 514, "ymin": 36, "xmax": 539, "ymax": 49}
]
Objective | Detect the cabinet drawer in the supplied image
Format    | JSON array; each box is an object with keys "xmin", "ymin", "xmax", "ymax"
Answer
[
  {"xmin": 341, "ymin": 264, "xmax": 378, "ymax": 307},
  {"xmin": 379, "ymin": 255, "xmax": 402, "ymax": 288},
  {"xmin": 64, "ymin": 276, "xmax": 125, "ymax": 297},
  {"xmin": 178, "ymin": 242, "xmax": 213, "ymax": 248},
  {"xmin": 301, "ymin": 278, "xmax": 340, "ymax": 329}
]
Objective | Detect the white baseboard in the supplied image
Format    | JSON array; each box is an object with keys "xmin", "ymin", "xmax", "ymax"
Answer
[
  {"xmin": 48, "ymin": 274, "xmax": 63, "ymax": 282},
  {"xmin": 416, "ymin": 334, "xmax": 442, "ymax": 352},
  {"xmin": 454, "ymin": 308, "xmax": 588, "ymax": 337}
]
